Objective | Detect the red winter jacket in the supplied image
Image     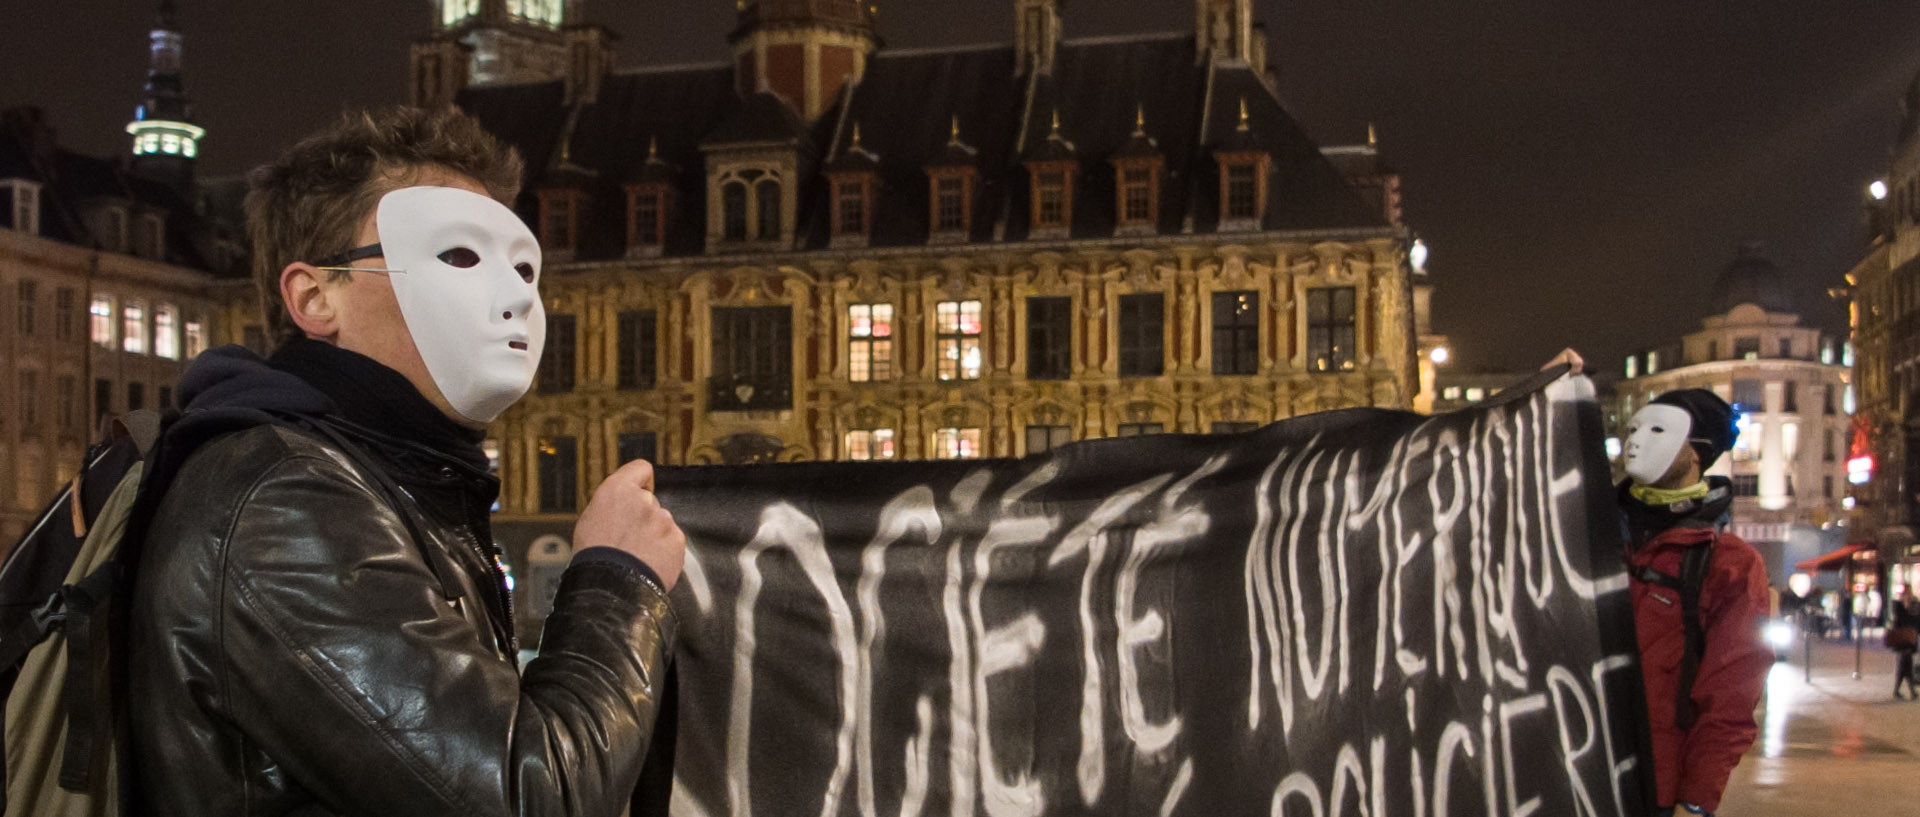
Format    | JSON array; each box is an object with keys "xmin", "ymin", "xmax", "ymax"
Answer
[{"xmin": 1627, "ymin": 523, "xmax": 1772, "ymax": 813}]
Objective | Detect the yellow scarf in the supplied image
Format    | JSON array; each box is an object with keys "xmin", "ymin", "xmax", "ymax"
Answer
[{"xmin": 1629, "ymin": 481, "xmax": 1709, "ymax": 507}]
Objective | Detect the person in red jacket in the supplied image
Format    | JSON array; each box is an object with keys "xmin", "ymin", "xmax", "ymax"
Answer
[{"xmin": 1619, "ymin": 389, "xmax": 1773, "ymax": 817}]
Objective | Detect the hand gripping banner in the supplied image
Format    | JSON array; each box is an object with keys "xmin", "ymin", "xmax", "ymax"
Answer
[{"xmin": 651, "ymin": 369, "xmax": 1651, "ymax": 817}]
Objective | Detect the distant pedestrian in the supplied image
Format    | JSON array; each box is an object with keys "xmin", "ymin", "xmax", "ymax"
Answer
[
  {"xmin": 1890, "ymin": 596, "xmax": 1920, "ymax": 700},
  {"xmin": 1619, "ymin": 389, "xmax": 1773, "ymax": 817}
]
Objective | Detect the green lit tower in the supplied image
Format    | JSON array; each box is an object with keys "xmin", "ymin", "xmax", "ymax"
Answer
[{"xmin": 125, "ymin": 0, "xmax": 204, "ymax": 190}]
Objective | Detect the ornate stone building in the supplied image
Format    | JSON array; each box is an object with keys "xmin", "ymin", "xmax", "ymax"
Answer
[
  {"xmin": 0, "ymin": 3, "xmax": 245, "ymax": 541},
  {"xmin": 1848, "ymin": 64, "xmax": 1920, "ymax": 589},
  {"xmin": 413, "ymin": 1, "xmax": 1431, "ymax": 572},
  {"xmin": 1616, "ymin": 244, "xmax": 1854, "ymax": 583}
]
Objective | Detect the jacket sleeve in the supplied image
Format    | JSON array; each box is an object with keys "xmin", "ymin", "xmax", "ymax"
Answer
[
  {"xmin": 214, "ymin": 452, "xmax": 676, "ymax": 816},
  {"xmin": 1675, "ymin": 540, "xmax": 1771, "ymax": 812}
]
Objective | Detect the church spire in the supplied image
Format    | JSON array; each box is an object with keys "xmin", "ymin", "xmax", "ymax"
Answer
[{"xmin": 127, "ymin": 0, "xmax": 204, "ymax": 190}]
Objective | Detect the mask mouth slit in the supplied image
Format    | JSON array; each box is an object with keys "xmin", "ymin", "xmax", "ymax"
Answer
[{"xmin": 509, "ymin": 341, "xmax": 529, "ymax": 351}]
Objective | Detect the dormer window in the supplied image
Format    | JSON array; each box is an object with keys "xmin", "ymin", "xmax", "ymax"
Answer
[
  {"xmin": 133, "ymin": 212, "xmax": 165, "ymax": 260},
  {"xmin": 3, "ymin": 179, "xmax": 41, "ymax": 235},
  {"xmin": 835, "ymin": 180, "xmax": 868, "ymax": 237},
  {"xmin": 927, "ymin": 117, "xmax": 980, "ymax": 244},
  {"xmin": 826, "ymin": 125, "xmax": 880, "ymax": 250},
  {"xmin": 1025, "ymin": 110, "xmax": 1077, "ymax": 240},
  {"xmin": 538, "ymin": 188, "xmax": 584, "ymax": 256},
  {"xmin": 722, "ymin": 182, "xmax": 749, "ymax": 241},
  {"xmin": 626, "ymin": 140, "xmax": 676, "ymax": 260},
  {"xmin": 92, "ymin": 205, "xmax": 130, "ymax": 253},
  {"xmin": 1112, "ymin": 105, "xmax": 1164, "ymax": 235},
  {"xmin": 1034, "ymin": 170, "xmax": 1068, "ymax": 227},
  {"xmin": 629, "ymin": 188, "xmax": 664, "ymax": 250},
  {"xmin": 1224, "ymin": 163, "xmax": 1259, "ymax": 219},
  {"xmin": 755, "ymin": 179, "xmax": 782, "ymax": 241},
  {"xmin": 1215, "ymin": 99, "xmax": 1272, "ymax": 231},
  {"xmin": 934, "ymin": 177, "xmax": 969, "ymax": 232}
]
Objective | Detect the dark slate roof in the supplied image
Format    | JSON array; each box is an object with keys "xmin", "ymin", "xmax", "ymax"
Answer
[
  {"xmin": 459, "ymin": 34, "xmax": 1387, "ymax": 261},
  {"xmin": 1711, "ymin": 241, "xmax": 1798, "ymax": 315},
  {"xmin": 0, "ymin": 107, "xmax": 237, "ymax": 276}
]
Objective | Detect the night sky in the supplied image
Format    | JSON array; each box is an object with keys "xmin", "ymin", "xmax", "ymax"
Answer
[{"xmin": 5, "ymin": 1, "xmax": 1918, "ymax": 374}]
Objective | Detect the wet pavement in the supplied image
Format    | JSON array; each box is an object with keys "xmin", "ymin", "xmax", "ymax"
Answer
[{"xmin": 1717, "ymin": 636, "xmax": 1920, "ymax": 814}]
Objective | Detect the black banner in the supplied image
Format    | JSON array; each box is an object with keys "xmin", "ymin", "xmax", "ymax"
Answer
[{"xmin": 654, "ymin": 371, "xmax": 1650, "ymax": 817}]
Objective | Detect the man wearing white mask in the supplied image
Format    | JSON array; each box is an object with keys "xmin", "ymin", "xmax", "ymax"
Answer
[
  {"xmin": 1618, "ymin": 389, "xmax": 1770, "ymax": 817},
  {"xmin": 125, "ymin": 107, "xmax": 683, "ymax": 815}
]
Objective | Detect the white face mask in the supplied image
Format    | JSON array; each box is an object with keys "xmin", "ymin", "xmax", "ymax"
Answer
[
  {"xmin": 375, "ymin": 186, "xmax": 544, "ymax": 424},
  {"xmin": 1622, "ymin": 404, "xmax": 1692, "ymax": 485}
]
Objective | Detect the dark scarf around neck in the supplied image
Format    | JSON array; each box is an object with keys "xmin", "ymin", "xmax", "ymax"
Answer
[{"xmin": 268, "ymin": 337, "xmax": 489, "ymax": 473}]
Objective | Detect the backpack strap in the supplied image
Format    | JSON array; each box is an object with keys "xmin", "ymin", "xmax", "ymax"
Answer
[
  {"xmin": 1672, "ymin": 535, "xmax": 1716, "ymax": 732},
  {"xmin": 1626, "ymin": 535, "xmax": 1717, "ymax": 732}
]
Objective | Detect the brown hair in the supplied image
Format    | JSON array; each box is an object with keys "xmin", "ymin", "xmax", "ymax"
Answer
[{"xmin": 244, "ymin": 106, "xmax": 525, "ymax": 346}]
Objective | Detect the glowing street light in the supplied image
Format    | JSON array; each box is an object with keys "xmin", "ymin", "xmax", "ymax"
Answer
[
  {"xmin": 1429, "ymin": 346, "xmax": 1450, "ymax": 365},
  {"xmin": 1870, "ymin": 180, "xmax": 1889, "ymax": 201}
]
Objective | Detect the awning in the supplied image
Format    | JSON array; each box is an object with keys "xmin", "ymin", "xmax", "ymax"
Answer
[{"xmin": 1795, "ymin": 543, "xmax": 1875, "ymax": 572}]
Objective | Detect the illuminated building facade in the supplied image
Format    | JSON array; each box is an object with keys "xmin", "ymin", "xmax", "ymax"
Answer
[
  {"xmin": 1615, "ymin": 244, "xmax": 1853, "ymax": 583},
  {"xmin": 0, "ymin": 3, "xmax": 245, "ymax": 542},
  {"xmin": 412, "ymin": 0, "xmax": 1431, "ymax": 555},
  {"xmin": 1848, "ymin": 65, "xmax": 1920, "ymax": 589}
]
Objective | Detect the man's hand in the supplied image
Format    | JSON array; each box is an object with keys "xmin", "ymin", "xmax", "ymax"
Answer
[
  {"xmin": 574, "ymin": 459, "xmax": 685, "ymax": 590},
  {"xmin": 1543, "ymin": 347, "xmax": 1584, "ymax": 375}
]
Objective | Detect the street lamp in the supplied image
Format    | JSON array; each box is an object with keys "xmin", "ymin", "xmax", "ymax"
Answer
[
  {"xmin": 1870, "ymin": 180, "xmax": 1890, "ymax": 201},
  {"xmin": 1429, "ymin": 346, "xmax": 1450, "ymax": 365}
]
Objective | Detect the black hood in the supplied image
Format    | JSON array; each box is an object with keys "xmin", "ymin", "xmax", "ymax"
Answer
[{"xmin": 176, "ymin": 344, "xmax": 334, "ymax": 417}]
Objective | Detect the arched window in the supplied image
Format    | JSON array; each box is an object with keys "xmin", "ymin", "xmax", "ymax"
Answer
[
  {"xmin": 755, "ymin": 179, "xmax": 782, "ymax": 241},
  {"xmin": 722, "ymin": 182, "xmax": 749, "ymax": 241}
]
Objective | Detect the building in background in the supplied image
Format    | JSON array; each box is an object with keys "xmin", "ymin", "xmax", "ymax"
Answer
[
  {"xmin": 1431, "ymin": 370, "xmax": 1536, "ymax": 414},
  {"xmin": 1847, "ymin": 63, "xmax": 1920, "ymax": 607},
  {"xmin": 0, "ymin": 4, "xmax": 246, "ymax": 542},
  {"xmin": 411, "ymin": 0, "xmax": 1433, "ymax": 642},
  {"xmin": 1615, "ymin": 243, "xmax": 1853, "ymax": 584}
]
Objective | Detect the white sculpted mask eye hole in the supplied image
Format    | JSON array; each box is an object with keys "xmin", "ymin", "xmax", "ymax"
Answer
[
  {"xmin": 375, "ymin": 186, "xmax": 544, "ymax": 424},
  {"xmin": 1623, "ymin": 404, "xmax": 1692, "ymax": 486}
]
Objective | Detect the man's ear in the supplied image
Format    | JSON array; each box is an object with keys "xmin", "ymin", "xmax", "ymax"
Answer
[{"xmin": 281, "ymin": 263, "xmax": 341, "ymax": 341}]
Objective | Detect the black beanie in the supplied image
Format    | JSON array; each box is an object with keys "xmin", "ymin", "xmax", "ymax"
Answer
[{"xmin": 1650, "ymin": 388, "xmax": 1736, "ymax": 470}]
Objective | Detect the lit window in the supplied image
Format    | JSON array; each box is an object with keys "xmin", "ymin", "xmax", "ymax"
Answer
[
  {"xmin": 122, "ymin": 304, "xmax": 147, "ymax": 354},
  {"xmin": 846, "ymin": 428, "xmax": 896, "ymax": 460},
  {"xmin": 1646, "ymin": 351, "xmax": 1660, "ymax": 374},
  {"xmin": 184, "ymin": 319, "xmax": 207, "ymax": 358},
  {"xmin": 181, "ymin": 139, "xmax": 197, "ymax": 158},
  {"xmin": 1625, "ymin": 357, "xmax": 1638, "ymax": 379},
  {"xmin": 1843, "ymin": 343, "xmax": 1855, "ymax": 367},
  {"xmin": 848, "ymin": 303, "xmax": 894, "ymax": 382},
  {"xmin": 1442, "ymin": 386, "xmax": 1461, "ymax": 400},
  {"xmin": 1305, "ymin": 288, "xmax": 1355, "ymax": 373},
  {"xmin": 1465, "ymin": 388, "xmax": 1485, "ymax": 402},
  {"xmin": 936, "ymin": 300, "xmax": 983, "ymax": 381},
  {"xmin": 90, "ymin": 296, "xmax": 115, "ymax": 348},
  {"xmin": 153, "ymin": 305, "xmax": 178, "ymax": 360},
  {"xmin": 934, "ymin": 427, "xmax": 982, "ymax": 459},
  {"xmin": 160, "ymin": 134, "xmax": 181, "ymax": 155}
]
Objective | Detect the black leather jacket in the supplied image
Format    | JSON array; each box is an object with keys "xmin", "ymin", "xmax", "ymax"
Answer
[{"xmin": 127, "ymin": 409, "xmax": 675, "ymax": 815}]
